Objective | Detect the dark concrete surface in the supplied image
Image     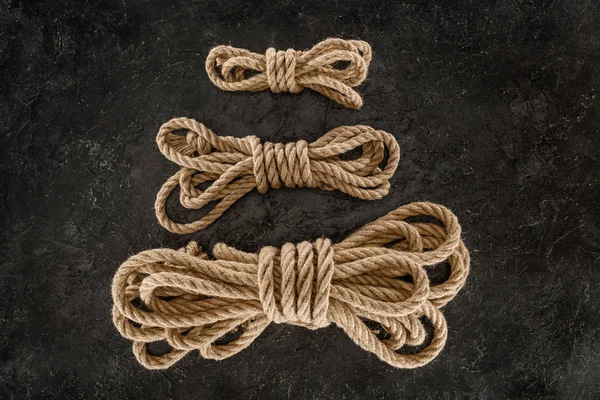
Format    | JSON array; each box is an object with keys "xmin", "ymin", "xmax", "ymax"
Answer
[{"xmin": 1, "ymin": 0, "xmax": 599, "ymax": 398}]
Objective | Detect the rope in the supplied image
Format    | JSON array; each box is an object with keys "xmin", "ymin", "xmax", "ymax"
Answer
[
  {"xmin": 112, "ymin": 201, "xmax": 470, "ymax": 370},
  {"xmin": 155, "ymin": 117, "xmax": 400, "ymax": 234},
  {"xmin": 205, "ymin": 38, "xmax": 372, "ymax": 109}
]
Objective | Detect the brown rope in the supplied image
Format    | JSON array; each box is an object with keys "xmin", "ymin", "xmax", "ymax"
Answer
[
  {"xmin": 155, "ymin": 117, "xmax": 400, "ymax": 234},
  {"xmin": 205, "ymin": 38, "xmax": 372, "ymax": 109},
  {"xmin": 112, "ymin": 201, "xmax": 470, "ymax": 370}
]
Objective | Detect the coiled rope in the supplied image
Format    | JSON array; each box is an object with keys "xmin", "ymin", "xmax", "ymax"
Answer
[
  {"xmin": 112, "ymin": 201, "xmax": 470, "ymax": 370},
  {"xmin": 155, "ymin": 117, "xmax": 400, "ymax": 234},
  {"xmin": 206, "ymin": 38, "xmax": 372, "ymax": 109}
]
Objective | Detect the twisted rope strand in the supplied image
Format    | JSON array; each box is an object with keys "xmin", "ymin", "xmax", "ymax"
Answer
[
  {"xmin": 206, "ymin": 38, "xmax": 372, "ymax": 109},
  {"xmin": 155, "ymin": 117, "xmax": 400, "ymax": 234},
  {"xmin": 112, "ymin": 201, "xmax": 470, "ymax": 370}
]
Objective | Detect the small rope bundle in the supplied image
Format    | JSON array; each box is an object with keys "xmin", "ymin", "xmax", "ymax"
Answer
[
  {"xmin": 155, "ymin": 117, "xmax": 400, "ymax": 234},
  {"xmin": 112, "ymin": 202, "xmax": 470, "ymax": 370},
  {"xmin": 206, "ymin": 38, "xmax": 372, "ymax": 109}
]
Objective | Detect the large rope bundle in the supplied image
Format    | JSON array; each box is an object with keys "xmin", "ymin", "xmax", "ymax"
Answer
[{"xmin": 113, "ymin": 202, "xmax": 470, "ymax": 370}]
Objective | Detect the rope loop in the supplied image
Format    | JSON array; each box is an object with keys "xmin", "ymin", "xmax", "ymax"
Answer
[
  {"xmin": 206, "ymin": 38, "xmax": 372, "ymax": 109},
  {"xmin": 112, "ymin": 201, "xmax": 470, "ymax": 370},
  {"xmin": 155, "ymin": 117, "xmax": 400, "ymax": 234}
]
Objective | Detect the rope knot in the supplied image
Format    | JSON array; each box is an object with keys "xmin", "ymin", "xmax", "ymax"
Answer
[
  {"xmin": 266, "ymin": 48, "xmax": 301, "ymax": 93},
  {"xmin": 257, "ymin": 238, "xmax": 334, "ymax": 329},
  {"xmin": 251, "ymin": 138, "xmax": 314, "ymax": 194},
  {"xmin": 186, "ymin": 130, "xmax": 211, "ymax": 155}
]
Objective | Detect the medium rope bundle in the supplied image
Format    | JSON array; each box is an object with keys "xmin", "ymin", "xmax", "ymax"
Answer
[
  {"xmin": 113, "ymin": 202, "xmax": 470, "ymax": 370},
  {"xmin": 155, "ymin": 117, "xmax": 400, "ymax": 234},
  {"xmin": 206, "ymin": 38, "xmax": 372, "ymax": 109}
]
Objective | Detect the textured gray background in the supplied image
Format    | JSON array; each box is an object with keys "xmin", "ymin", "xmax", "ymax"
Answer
[{"xmin": 1, "ymin": 0, "xmax": 599, "ymax": 398}]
